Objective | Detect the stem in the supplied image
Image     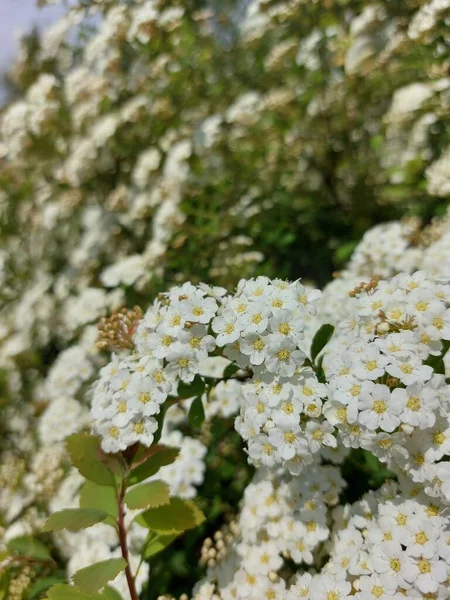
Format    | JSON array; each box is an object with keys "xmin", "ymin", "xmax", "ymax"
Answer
[{"xmin": 117, "ymin": 483, "xmax": 139, "ymax": 600}]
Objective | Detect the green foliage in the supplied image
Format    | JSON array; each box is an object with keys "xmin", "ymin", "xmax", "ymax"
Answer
[
  {"xmin": 29, "ymin": 575, "xmax": 68, "ymax": 599},
  {"xmin": 142, "ymin": 534, "xmax": 179, "ymax": 560},
  {"xmin": 6, "ymin": 536, "xmax": 53, "ymax": 562},
  {"xmin": 43, "ymin": 508, "xmax": 110, "ymax": 532},
  {"xmin": 125, "ymin": 480, "xmax": 170, "ymax": 510},
  {"xmin": 136, "ymin": 498, "xmax": 205, "ymax": 534},
  {"xmin": 310, "ymin": 324, "xmax": 335, "ymax": 362},
  {"xmin": 71, "ymin": 559, "xmax": 127, "ymax": 594},
  {"xmin": 177, "ymin": 375, "xmax": 206, "ymax": 400},
  {"xmin": 45, "ymin": 583, "xmax": 102, "ymax": 599},
  {"xmin": 66, "ymin": 434, "xmax": 118, "ymax": 486},
  {"xmin": 188, "ymin": 395, "xmax": 206, "ymax": 429},
  {"xmin": 79, "ymin": 480, "xmax": 118, "ymax": 519},
  {"xmin": 128, "ymin": 445, "xmax": 180, "ymax": 485}
]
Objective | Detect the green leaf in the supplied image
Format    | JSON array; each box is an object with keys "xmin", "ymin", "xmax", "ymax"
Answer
[
  {"xmin": 425, "ymin": 340, "xmax": 450, "ymax": 375},
  {"xmin": 79, "ymin": 480, "xmax": 118, "ymax": 519},
  {"xmin": 101, "ymin": 586, "xmax": 123, "ymax": 600},
  {"xmin": 29, "ymin": 575, "xmax": 67, "ymax": 599},
  {"xmin": 43, "ymin": 508, "xmax": 109, "ymax": 532},
  {"xmin": 46, "ymin": 584, "xmax": 103, "ymax": 600},
  {"xmin": 142, "ymin": 533, "xmax": 178, "ymax": 559},
  {"xmin": 125, "ymin": 480, "xmax": 170, "ymax": 510},
  {"xmin": 223, "ymin": 362, "xmax": 239, "ymax": 378},
  {"xmin": 136, "ymin": 497, "xmax": 205, "ymax": 534},
  {"xmin": 188, "ymin": 395, "xmax": 205, "ymax": 429},
  {"xmin": 177, "ymin": 374, "xmax": 205, "ymax": 399},
  {"xmin": 0, "ymin": 572, "xmax": 10, "ymax": 600},
  {"xmin": 7, "ymin": 535, "xmax": 52, "ymax": 561},
  {"xmin": 66, "ymin": 434, "xmax": 116, "ymax": 486},
  {"xmin": 129, "ymin": 445, "xmax": 179, "ymax": 485},
  {"xmin": 72, "ymin": 558, "xmax": 127, "ymax": 594},
  {"xmin": 310, "ymin": 324, "xmax": 334, "ymax": 362}
]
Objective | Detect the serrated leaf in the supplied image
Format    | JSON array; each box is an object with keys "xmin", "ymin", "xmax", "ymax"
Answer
[
  {"xmin": 7, "ymin": 535, "xmax": 52, "ymax": 561},
  {"xmin": 177, "ymin": 374, "xmax": 205, "ymax": 399},
  {"xmin": 66, "ymin": 434, "xmax": 116, "ymax": 486},
  {"xmin": 129, "ymin": 446, "xmax": 179, "ymax": 485},
  {"xmin": 46, "ymin": 583, "xmax": 103, "ymax": 600},
  {"xmin": 310, "ymin": 324, "xmax": 334, "ymax": 362},
  {"xmin": 72, "ymin": 558, "xmax": 127, "ymax": 594},
  {"xmin": 142, "ymin": 533, "xmax": 178, "ymax": 559},
  {"xmin": 136, "ymin": 497, "xmax": 205, "ymax": 534},
  {"xmin": 125, "ymin": 480, "xmax": 170, "ymax": 510},
  {"xmin": 79, "ymin": 480, "xmax": 118, "ymax": 519},
  {"xmin": 188, "ymin": 395, "xmax": 205, "ymax": 429},
  {"xmin": 43, "ymin": 508, "xmax": 109, "ymax": 532}
]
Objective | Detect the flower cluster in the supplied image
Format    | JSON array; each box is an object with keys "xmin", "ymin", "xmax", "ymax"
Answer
[{"xmin": 323, "ymin": 271, "xmax": 450, "ymax": 505}]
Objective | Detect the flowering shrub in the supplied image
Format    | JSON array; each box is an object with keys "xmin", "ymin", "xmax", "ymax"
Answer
[{"xmin": 1, "ymin": 0, "xmax": 450, "ymax": 599}]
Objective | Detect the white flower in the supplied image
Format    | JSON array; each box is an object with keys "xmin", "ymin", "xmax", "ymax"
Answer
[
  {"xmin": 126, "ymin": 374, "xmax": 166, "ymax": 416},
  {"xmin": 265, "ymin": 338, "xmax": 305, "ymax": 377},
  {"xmin": 310, "ymin": 574, "xmax": 351, "ymax": 600},
  {"xmin": 122, "ymin": 417, "xmax": 158, "ymax": 448},
  {"xmin": 239, "ymin": 333, "xmax": 269, "ymax": 365},
  {"xmin": 358, "ymin": 384, "xmax": 403, "ymax": 432},
  {"xmin": 394, "ymin": 383, "xmax": 438, "ymax": 428},
  {"xmin": 211, "ymin": 310, "xmax": 241, "ymax": 346},
  {"xmin": 352, "ymin": 347, "xmax": 389, "ymax": 381},
  {"xmin": 165, "ymin": 343, "xmax": 199, "ymax": 383}
]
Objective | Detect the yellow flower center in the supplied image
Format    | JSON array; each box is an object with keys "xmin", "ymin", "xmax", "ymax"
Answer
[
  {"xmin": 278, "ymin": 322, "xmax": 291, "ymax": 335},
  {"xmin": 415, "ymin": 531, "xmax": 428, "ymax": 545},
  {"xmin": 109, "ymin": 426, "xmax": 119, "ymax": 438},
  {"xmin": 284, "ymin": 431, "xmax": 296, "ymax": 443},
  {"xmin": 418, "ymin": 559, "xmax": 431, "ymax": 574},
  {"xmin": 416, "ymin": 302, "xmax": 429, "ymax": 312},
  {"xmin": 192, "ymin": 306, "xmax": 204, "ymax": 317},
  {"xmin": 372, "ymin": 586, "xmax": 384, "ymax": 598},
  {"xmin": 179, "ymin": 358, "xmax": 190, "ymax": 368},
  {"xmin": 277, "ymin": 349, "xmax": 291, "ymax": 361},
  {"xmin": 253, "ymin": 338, "xmax": 265, "ymax": 351},
  {"xmin": 433, "ymin": 431, "xmax": 445, "ymax": 445},
  {"xmin": 407, "ymin": 396, "xmax": 420, "ymax": 411},
  {"xmin": 225, "ymin": 323, "xmax": 235, "ymax": 334},
  {"xmin": 139, "ymin": 392, "xmax": 150, "ymax": 404},
  {"xmin": 189, "ymin": 337, "xmax": 201, "ymax": 348},
  {"xmin": 366, "ymin": 360, "xmax": 378, "ymax": 371},
  {"xmin": 282, "ymin": 402, "xmax": 294, "ymax": 414},
  {"xmin": 117, "ymin": 401, "xmax": 127, "ymax": 413},
  {"xmin": 426, "ymin": 504, "xmax": 439, "ymax": 517},
  {"xmin": 396, "ymin": 514, "xmax": 407, "ymax": 526},
  {"xmin": 390, "ymin": 558, "xmax": 401, "ymax": 572},
  {"xmin": 133, "ymin": 422, "xmax": 145, "ymax": 434},
  {"xmin": 263, "ymin": 443, "xmax": 274, "ymax": 455},
  {"xmin": 373, "ymin": 400, "xmax": 386, "ymax": 414},
  {"xmin": 433, "ymin": 317, "xmax": 444, "ymax": 330},
  {"xmin": 162, "ymin": 335, "xmax": 173, "ymax": 346},
  {"xmin": 272, "ymin": 298, "xmax": 283, "ymax": 308}
]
